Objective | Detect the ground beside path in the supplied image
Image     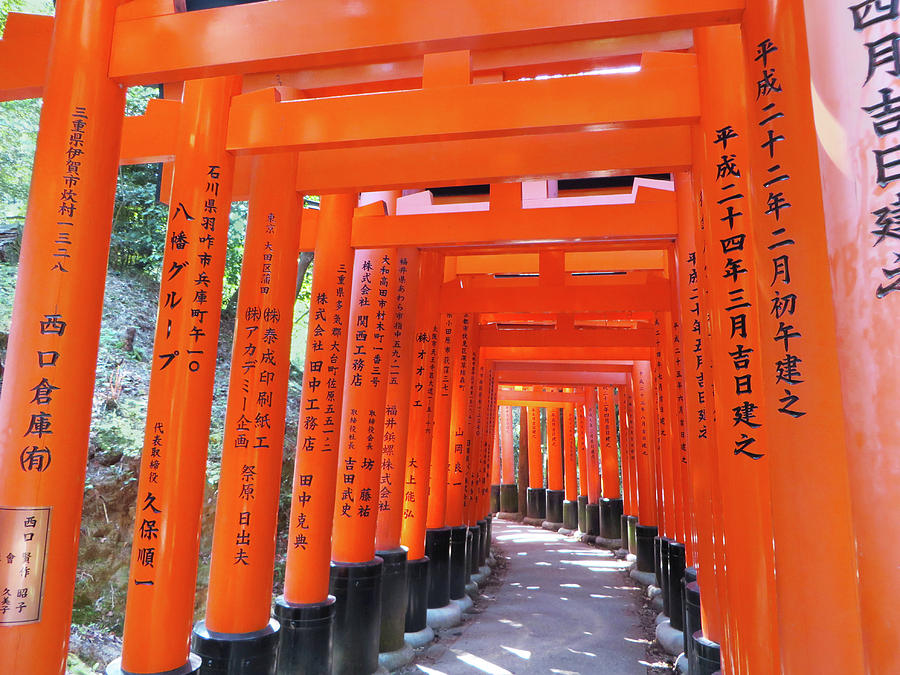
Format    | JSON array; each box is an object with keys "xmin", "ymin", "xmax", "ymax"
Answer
[{"xmin": 404, "ymin": 520, "xmax": 669, "ymax": 675}]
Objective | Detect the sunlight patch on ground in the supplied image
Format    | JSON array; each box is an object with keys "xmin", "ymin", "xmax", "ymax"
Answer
[
  {"xmin": 567, "ymin": 647, "xmax": 597, "ymax": 657},
  {"xmin": 500, "ymin": 645, "xmax": 532, "ymax": 660},
  {"xmin": 453, "ymin": 650, "xmax": 515, "ymax": 675},
  {"xmin": 560, "ymin": 583, "xmax": 581, "ymax": 588},
  {"xmin": 416, "ymin": 666, "xmax": 449, "ymax": 674},
  {"xmin": 497, "ymin": 618, "xmax": 523, "ymax": 628}
]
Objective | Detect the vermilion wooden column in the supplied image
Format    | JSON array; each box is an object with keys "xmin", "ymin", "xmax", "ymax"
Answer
[
  {"xmin": 445, "ymin": 314, "xmax": 473, "ymax": 529},
  {"xmin": 278, "ymin": 193, "xmax": 356, "ymax": 673},
  {"xmin": 399, "ymin": 252, "xmax": 441, "ymax": 637},
  {"xmin": 622, "ymin": 375, "xmax": 641, "ymax": 552},
  {"xmin": 545, "ymin": 403, "xmax": 564, "ymax": 527},
  {"xmin": 328, "ymin": 248, "xmax": 397, "ymax": 675},
  {"xmin": 695, "ymin": 25, "xmax": 779, "ymax": 674},
  {"xmin": 490, "ymin": 415, "xmax": 501, "ymax": 513},
  {"xmin": 575, "ymin": 398, "xmax": 589, "ymax": 532},
  {"xmin": 117, "ymin": 76, "xmax": 239, "ymax": 675},
  {"xmin": 632, "ymin": 361, "xmax": 659, "ymax": 573},
  {"xmin": 804, "ymin": 5, "xmax": 900, "ymax": 670},
  {"xmin": 524, "ymin": 405, "xmax": 545, "ymax": 522},
  {"xmin": 616, "ymin": 387, "xmax": 635, "ymax": 544},
  {"xmin": 597, "ymin": 385, "xmax": 622, "ymax": 539},
  {"xmin": 739, "ymin": 5, "xmax": 867, "ymax": 672},
  {"xmin": 561, "ymin": 403, "xmax": 579, "ymax": 531},
  {"xmin": 195, "ymin": 153, "xmax": 300, "ymax": 668},
  {"xmin": 498, "ymin": 406, "xmax": 517, "ymax": 514},
  {"xmin": 0, "ymin": 0, "xmax": 125, "ymax": 670},
  {"xmin": 374, "ymin": 244, "xmax": 419, "ymax": 658},
  {"xmin": 674, "ymin": 170, "xmax": 725, "ymax": 643},
  {"xmin": 651, "ymin": 320, "xmax": 675, "ymax": 542},
  {"xmin": 583, "ymin": 388, "xmax": 602, "ymax": 537}
]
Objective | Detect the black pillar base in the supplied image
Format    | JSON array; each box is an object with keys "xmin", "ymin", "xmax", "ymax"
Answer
[
  {"xmin": 626, "ymin": 515, "xmax": 638, "ymax": 554},
  {"xmin": 499, "ymin": 484, "xmax": 518, "ymax": 513},
  {"xmin": 667, "ymin": 542, "xmax": 686, "ymax": 630},
  {"xmin": 490, "ymin": 485, "xmax": 501, "ymax": 514},
  {"xmin": 585, "ymin": 502, "xmax": 601, "ymax": 536},
  {"xmin": 329, "ymin": 558, "xmax": 383, "ymax": 675},
  {"xmin": 692, "ymin": 632, "xmax": 722, "ymax": 675},
  {"xmin": 526, "ymin": 487, "xmax": 547, "ymax": 520},
  {"xmin": 449, "ymin": 525, "xmax": 468, "ymax": 600},
  {"xmin": 107, "ymin": 656, "xmax": 202, "ymax": 675},
  {"xmin": 405, "ymin": 556, "xmax": 429, "ymax": 633},
  {"xmin": 684, "ymin": 580, "xmax": 701, "ymax": 664},
  {"xmin": 477, "ymin": 519, "xmax": 488, "ymax": 568},
  {"xmin": 273, "ymin": 595, "xmax": 335, "ymax": 675},
  {"xmin": 376, "ymin": 547, "xmax": 408, "ymax": 654},
  {"xmin": 465, "ymin": 526, "xmax": 479, "ymax": 578},
  {"xmin": 653, "ymin": 536, "xmax": 663, "ymax": 587},
  {"xmin": 425, "ymin": 527, "xmax": 451, "ymax": 609},
  {"xmin": 600, "ymin": 498, "xmax": 624, "ymax": 539},
  {"xmin": 635, "ymin": 524, "xmax": 658, "ymax": 573},
  {"xmin": 563, "ymin": 500, "xmax": 578, "ymax": 530},
  {"xmin": 577, "ymin": 495, "xmax": 588, "ymax": 532},
  {"xmin": 658, "ymin": 538, "xmax": 672, "ymax": 616},
  {"xmin": 544, "ymin": 489, "xmax": 564, "ymax": 525},
  {"xmin": 191, "ymin": 619, "xmax": 279, "ymax": 675}
]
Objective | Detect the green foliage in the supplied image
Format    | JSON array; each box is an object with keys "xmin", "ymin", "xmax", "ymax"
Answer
[
  {"xmin": 0, "ymin": 98, "xmax": 40, "ymax": 225},
  {"xmin": 0, "ymin": 0, "xmax": 25, "ymax": 33}
]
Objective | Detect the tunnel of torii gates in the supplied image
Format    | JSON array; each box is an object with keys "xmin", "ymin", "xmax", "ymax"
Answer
[{"xmin": 0, "ymin": 1, "xmax": 898, "ymax": 675}]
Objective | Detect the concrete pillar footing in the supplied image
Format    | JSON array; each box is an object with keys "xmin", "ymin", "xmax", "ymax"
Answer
[
  {"xmin": 425, "ymin": 603, "xmax": 462, "ymax": 629},
  {"xmin": 465, "ymin": 581, "xmax": 478, "ymax": 599},
  {"xmin": 629, "ymin": 567, "xmax": 657, "ymax": 587},
  {"xmin": 542, "ymin": 521, "xmax": 563, "ymax": 531},
  {"xmin": 378, "ymin": 643, "xmax": 415, "ymax": 672},
  {"xmin": 404, "ymin": 626, "xmax": 435, "ymax": 649},
  {"xmin": 451, "ymin": 595, "xmax": 474, "ymax": 613},
  {"xmin": 496, "ymin": 512, "xmax": 523, "ymax": 522},
  {"xmin": 655, "ymin": 618, "xmax": 685, "ymax": 656},
  {"xmin": 522, "ymin": 517, "xmax": 544, "ymax": 526}
]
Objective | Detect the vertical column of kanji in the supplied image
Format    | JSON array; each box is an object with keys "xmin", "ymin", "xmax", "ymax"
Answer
[
  {"xmin": 399, "ymin": 252, "xmax": 441, "ymax": 642},
  {"xmin": 651, "ymin": 320, "xmax": 675, "ymax": 567},
  {"xmin": 192, "ymin": 153, "xmax": 300, "ymax": 671},
  {"xmin": 674, "ymin": 170, "xmax": 726, "ymax": 648},
  {"xmin": 583, "ymin": 388, "xmax": 602, "ymax": 537},
  {"xmin": 463, "ymin": 347, "xmax": 486, "ymax": 585},
  {"xmin": 803, "ymin": 4, "xmax": 900, "ymax": 671},
  {"xmin": 424, "ymin": 310, "xmax": 458, "ymax": 618},
  {"xmin": 444, "ymin": 314, "xmax": 471, "ymax": 603},
  {"xmin": 632, "ymin": 362, "xmax": 659, "ymax": 574},
  {"xmin": 598, "ymin": 386, "xmax": 623, "ymax": 540},
  {"xmin": 543, "ymin": 403, "xmax": 564, "ymax": 528},
  {"xmin": 328, "ymin": 248, "xmax": 397, "ymax": 675},
  {"xmin": 373, "ymin": 245, "xmax": 418, "ymax": 664},
  {"xmin": 694, "ymin": 25, "xmax": 779, "ymax": 675},
  {"xmin": 113, "ymin": 76, "xmax": 239, "ymax": 675},
  {"xmin": 524, "ymin": 406, "xmax": 545, "ymax": 523},
  {"xmin": 575, "ymin": 399, "xmax": 589, "ymax": 533},
  {"xmin": 277, "ymin": 193, "xmax": 356, "ymax": 675},
  {"xmin": 560, "ymin": 404, "xmax": 579, "ymax": 532},
  {"xmin": 498, "ymin": 406, "xmax": 517, "ymax": 515},
  {"xmin": 739, "ymin": 5, "xmax": 867, "ymax": 673},
  {"xmin": 0, "ymin": 0, "xmax": 125, "ymax": 671},
  {"xmin": 478, "ymin": 366, "xmax": 498, "ymax": 567}
]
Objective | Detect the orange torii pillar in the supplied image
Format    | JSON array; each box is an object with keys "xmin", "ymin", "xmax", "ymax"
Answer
[
  {"xmin": 622, "ymin": 376, "xmax": 641, "ymax": 554},
  {"xmin": 373, "ymin": 244, "xmax": 419, "ymax": 666},
  {"xmin": 497, "ymin": 406, "xmax": 519, "ymax": 515},
  {"xmin": 575, "ymin": 398, "xmax": 589, "ymax": 533},
  {"xmin": 423, "ymin": 311, "xmax": 459, "ymax": 623},
  {"xmin": 544, "ymin": 403, "xmax": 565, "ymax": 529},
  {"xmin": 738, "ymin": 4, "xmax": 867, "ymax": 673},
  {"xmin": 112, "ymin": 76, "xmax": 239, "ymax": 675},
  {"xmin": 598, "ymin": 385, "xmax": 624, "ymax": 540},
  {"xmin": 523, "ymin": 405, "xmax": 546, "ymax": 523},
  {"xmin": 616, "ymin": 385, "xmax": 636, "ymax": 550},
  {"xmin": 489, "ymin": 421, "xmax": 501, "ymax": 514},
  {"xmin": 445, "ymin": 314, "xmax": 474, "ymax": 605},
  {"xmin": 674, "ymin": 170, "xmax": 728, "ymax": 656},
  {"xmin": 695, "ymin": 25, "xmax": 780, "ymax": 674},
  {"xmin": 805, "ymin": 4, "xmax": 900, "ymax": 672},
  {"xmin": 632, "ymin": 361, "xmax": 660, "ymax": 573},
  {"xmin": 583, "ymin": 388, "xmax": 602, "ymax": 538},
  {"xmin": 399, "ymin": 252, "xmax": 442, "ymax": 644},
  {"xmin": 328, "ymin": 248, "xmax": 397, "ymax": 675},
  {"xmin": 559, "ymin": 403, "xmax": 580, "ymax": 533},
  {"xmin": 0, "ymin": 0, "xmax": 125, "ymax": 670},
  {"xmin": 277, "ymin": 194, "xmax": 355, "ymax": 675},
  {"xmin": 191, "ymin": 153, "xmax": 300, "ymax": 672},
  {"xmin": 463, "ymin": 333, "xmax": 487, "ymax": 588},
  {"xmin": 475, "ymin": 364, "xmax": 497, "ymax": 569}
]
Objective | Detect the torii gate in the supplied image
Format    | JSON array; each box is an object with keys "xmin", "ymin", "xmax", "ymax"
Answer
[{"xmin": 0, "ymin": 3, "xmax": 893, "ymax": 675}]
